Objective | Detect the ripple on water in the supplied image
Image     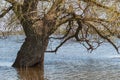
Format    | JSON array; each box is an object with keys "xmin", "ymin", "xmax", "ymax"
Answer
[{"xmin": 0, "ymin": 36, "xmax": 120, "ymax": 80}]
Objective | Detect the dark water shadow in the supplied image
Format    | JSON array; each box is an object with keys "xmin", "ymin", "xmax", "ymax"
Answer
[{"xmin": 15, "ymin": 66, "xmax": 44, "ymax": 80}]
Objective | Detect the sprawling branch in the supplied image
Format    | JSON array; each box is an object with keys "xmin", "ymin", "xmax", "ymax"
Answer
[
  {"xmin": 46, "ymin": 35, "xmax": 74, "ymax": 53},
  {"xmin": 86, "ymin": 22, "xmax": 120, "ymax": 53},
  {"xmin": 1, "ymin": 0, "xmax": 119, "ymax": 54}
]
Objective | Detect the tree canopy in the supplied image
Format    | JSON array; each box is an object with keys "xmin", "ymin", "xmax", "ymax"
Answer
[{"xmin": 0, "ymin": 0, "xmax": 120, "ymax": 53}]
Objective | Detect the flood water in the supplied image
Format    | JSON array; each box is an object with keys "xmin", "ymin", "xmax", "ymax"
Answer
[{"xmin": 0, "ymin": 35, "xmax": 120, "ymax": 80}]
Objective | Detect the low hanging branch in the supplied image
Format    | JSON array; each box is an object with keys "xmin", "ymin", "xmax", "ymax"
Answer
[
  {"xmin": 47, "ymin": 20, "xmax": 88, "ymax": 53},
  {"xmin": 47, "ymin": 19, "xmax": 82, "ymax": 53},
  {"xmin": 1, "ymin": 0, "xmax": 119, "ymax": 54},
  {"xmin": 46, "ymin": 35, "xmax": 75, "ymax": 53},
  {"xmin": 86, "ymin": 22, "xmax": 120, "ymax": 54},
  {"xmin": 47, "ymin": 19, "xmax": 104, "ymax": 53}
]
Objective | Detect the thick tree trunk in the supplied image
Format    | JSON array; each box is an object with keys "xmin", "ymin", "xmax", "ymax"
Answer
[
  {"xmin": 12, "ymin": 0, "xmax": 54, "ymax": 67},
  {"xmin": 12, "ymin": 36, "xmax": 48, "ymax": 67},
  {"xmin": 12, "ymin": 19, "xmax": 49, "ymax": 67}
]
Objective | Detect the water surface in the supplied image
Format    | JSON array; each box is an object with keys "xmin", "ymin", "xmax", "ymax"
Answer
[{"xmin": 0, "ymin": 35, "xmax": 120, "ymax": 80}]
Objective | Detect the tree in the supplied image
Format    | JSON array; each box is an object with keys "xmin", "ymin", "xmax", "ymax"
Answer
[{"xmin": 0, "ymin": 0, "xmax": 120, "ymax": 67}]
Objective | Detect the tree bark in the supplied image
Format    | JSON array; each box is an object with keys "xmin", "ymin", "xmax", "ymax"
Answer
[
  {"xmin": 12, "ymin": 0, "xmax": 55, "ymax": 67},
  {"xmin": 12, "ymin": 36, "xmax": 48, "ymax": 67},
  {"xmin": 12, "ymin": 19, "xmax": 49, "ymax": 67}
]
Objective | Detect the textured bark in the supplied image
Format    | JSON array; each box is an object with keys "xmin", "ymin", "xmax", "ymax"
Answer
[
  {"xmin": 12, "ymin": 0, "xmax": 50, "ymax": 67},
  {"xmin": 12, "ymin": 13, "xmax": 50, "ymax": 67},
  {"xmin": 12, "ymin": 35, "xmax": 48, "ymax": 67},
  {"xmin": 3, "ymin": 0, "xmax": 119, "ymax": 68}
]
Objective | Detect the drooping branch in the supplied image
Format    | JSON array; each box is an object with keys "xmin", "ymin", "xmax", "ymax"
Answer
[
  {"xmin": 2, "ymin": 0, "xmax": 119, "ymax": 54},
  {"xmin": 86, "ymin": 22, "xmax": 120, "ymax": 53},
  {"xmin": 93, "ymin": 21, "xmax": 114, "ymax": 36},
  {"xmin": 47, "ymin": 20, "xmax": 82, "ymax": 53}
]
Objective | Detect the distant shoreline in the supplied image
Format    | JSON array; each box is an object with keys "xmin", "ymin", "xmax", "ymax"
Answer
[{"xmin": 0, "ymin": 31, "xmax": 25, "ymax": 38}]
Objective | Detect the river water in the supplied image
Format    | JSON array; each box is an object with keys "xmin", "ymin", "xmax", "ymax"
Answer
[{"xmin": 0, "ymin": 35, "xmax": 120, "ymax": 80}]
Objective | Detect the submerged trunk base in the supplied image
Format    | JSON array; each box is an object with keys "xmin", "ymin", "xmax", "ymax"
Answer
[{"xmin": 12, "ymin": 36, "xmax": 48, "ymax": 68}]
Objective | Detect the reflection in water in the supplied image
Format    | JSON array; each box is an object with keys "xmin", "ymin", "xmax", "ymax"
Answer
[
  {"xmin": 15, "ymin": 66, "xmax": 44, "ymax": 80},
  {"xmin": 1, "ymin": 36, "xmax": 120, "ymax": 80}
]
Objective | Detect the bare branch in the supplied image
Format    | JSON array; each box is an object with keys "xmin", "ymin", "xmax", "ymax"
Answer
[
  {"xmin": 0, "ymin": 6, "xmax": 13, "ymax": 18},
  {"xmin": 46, "ymin": 35, "xmax": 74, "ymax": 53},
  {"xmin": 83, "ymin": 0, "xmax": 120, "ymax": 15},
  {"xmin": 47, "ymin": 0, "xmax": 65, "ymax": 13},
  {"xmin": 49, "ymin": 21, "xmax": 72, "ymax": 39},
  {"xmin": 86, "ymin": 22, "xmax": 120, "ymax": 54}
]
